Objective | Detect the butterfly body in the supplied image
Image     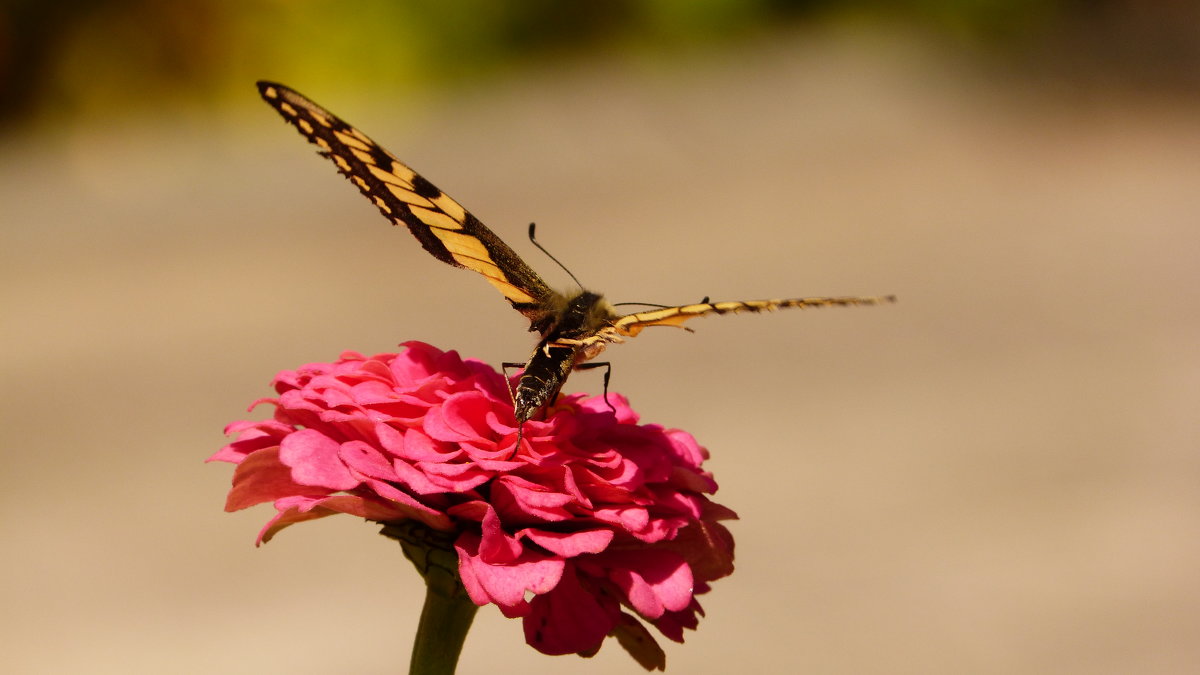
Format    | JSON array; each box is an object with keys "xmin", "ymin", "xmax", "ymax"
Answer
[
  {"xmin": 257, "ymin": 81, "xmax": 894, "ymax": 424},
  {"xmin": 512, "ymin": 290, "xmax": 622, "ymax": 422}
]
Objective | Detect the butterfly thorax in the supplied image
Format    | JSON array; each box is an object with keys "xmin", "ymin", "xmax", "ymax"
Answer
[
  {"xmin": 540, "ymin": 291, "xmax": 615, "ymax": 339},
  {"xmin": 513, "ymin": 291, "xmax": 618, "ymax": 423}
]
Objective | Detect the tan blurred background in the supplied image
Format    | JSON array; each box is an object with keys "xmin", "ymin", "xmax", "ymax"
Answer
[{"xmin": 3, "ymin": 2, "xmax": 1198, "ymax": 673}]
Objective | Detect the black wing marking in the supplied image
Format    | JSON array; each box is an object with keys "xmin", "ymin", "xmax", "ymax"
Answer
[{"xmin": 257, "ymin": 81, "xmax": 557, "ymax": 325}]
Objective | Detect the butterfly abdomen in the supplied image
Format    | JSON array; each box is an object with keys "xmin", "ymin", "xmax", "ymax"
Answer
[{"xmin": 514, "ymin": 344, "xmax": 577, "ymax": 423}]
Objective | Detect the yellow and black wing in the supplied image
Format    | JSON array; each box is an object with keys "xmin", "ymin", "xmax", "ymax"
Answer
[
  {"xmin": 611, "ymin": 296, "xmax": 896, "ymax": 337},
  {"xmin": 257, "ymin": 81, "xmax": 557, "ymax": 326}
]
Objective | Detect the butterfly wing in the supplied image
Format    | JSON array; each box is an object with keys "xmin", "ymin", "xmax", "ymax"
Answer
[
  {"xmin": 611, "ymin": 296, "xmax": 896, "ymax": 337},
  {"xmin": 257, "ymin": 81, "xmax": 557, "ymax": 326}
]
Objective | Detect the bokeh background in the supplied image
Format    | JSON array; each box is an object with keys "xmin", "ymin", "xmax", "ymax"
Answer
[{"xmin": 3, "ymin": 2, "xmax": 1198, "ymax": 673}]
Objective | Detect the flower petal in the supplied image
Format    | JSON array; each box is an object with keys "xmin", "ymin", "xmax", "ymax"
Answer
[
  {"xmin": 612, "ymin": 613, "xmax": 667, "ymax": 671},
  {"xmin": 584, "ymin": 549, "xmax": 694, "ymax": 618},
  {"xmin": 278, "ymin": 428, "xmax": 359, "ymax": 490},
  {"xmin": 523, "ymin": 567, "xmax": 619, "ymax": 655},
  {"xmin": 338, "ymin": 440, "xmax": 399, "ymax": 482},
  {"xmin": 456, "ymin": 532, "xmax": 563, "ymax": 618},
  {"xmin": 520, "ymin": 528, "xmax": 614, "ymax": 557},
  {"xmin": 224, "ymin": 447, "xmax": 331, "ymax": 512}
]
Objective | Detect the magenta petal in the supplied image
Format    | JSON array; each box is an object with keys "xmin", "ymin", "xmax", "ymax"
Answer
[
  {"xmin": 209, "ymin": 433, "xmax": 275, "ymax": 465},
  {"xmin": 650, "ymin": 600, "xmax": 702, "ymax": 643},
  {"xmin": 445, "ymin": 500, "xmax": 489, "ymax": 522},
  {"xmin": 478, "ymin": 505, "xmax": 524, "ymax": 563},
  {"xmin": 611, "ymin": 613, "xmax": 667, "ymax": 670},
  {"xmin": 225, "ymin": 447, "xmax": 331, "ymax": 511},
  {"xmin": 593, "ymin": 506, "xmax": 650, "ymax": 534},
  {"xmin": 425, "ymin": 391, "xmax": 494, "ymax": 443},
  {"xmin": 256, "ymin": 495, "xmax": 338, "ymax": 544},
  {"xmin": 373, "ymin": 422, "xmax": 407, "ymax": 457},
  {"xmin": 592, "ymin": 550, "xmax": 694, "ymax": 618},
  {"xmin": 492, "ymin": 476, "xmax": 575, "ymax": 522},
  {"xmin": 418, "ymin": 460, "xmax": 492, "ymax": 492},
  {"xmin": 360, "ymin": 479, "xmax": 454, "ymax": 531},
  {"xmin": 278, "ymin": 428, "xmax": 359, "ymax": 490},
  {"xmin": 521, "ymin": 528, "xmax": 614, "ymax": 557},
  {"xmin": 390, "ymin": 459, "xmax": 454, "ymax": 495},
  {"xmin": 338, "ymin": 440, "xmax": 399, "ymax": 481},
  {"xmin": 524, "ymin": 567, "xmax": 619, "ymax": 655},
  {"xmin": 397, "ymin": 428, "xmax": 462, "ymax": 462},
  {"xmin": 257, "ymin": 494, "xmax": 419, "ymax": 544},
  {"xmin": 390, "ymin": 341, "xmax": 446, "ymax": 383},
  {"xmin": 456, "ymin": 532, "xmax": 564, "ymax": 618}
]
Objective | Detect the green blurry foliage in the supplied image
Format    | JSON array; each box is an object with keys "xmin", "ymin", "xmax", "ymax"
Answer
[{"xmin": 0, "ymin": 0, "xmax": 1195, "ymax": 129}]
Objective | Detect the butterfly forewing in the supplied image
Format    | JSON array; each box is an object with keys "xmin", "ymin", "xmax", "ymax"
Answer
[{"xmin": 257, "ymin": 81, "xmax": 555, "ymax": 325}]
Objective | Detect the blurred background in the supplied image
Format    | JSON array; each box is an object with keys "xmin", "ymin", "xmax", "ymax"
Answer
[{"xmin": 2, "ymin": 1, "xmax": 1198, "ymax": 673}]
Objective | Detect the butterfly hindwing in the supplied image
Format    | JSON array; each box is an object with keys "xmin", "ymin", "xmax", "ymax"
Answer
[
  {"xmin": 611, "ymin": 296, "xmax": 897, "ymax": 337},
  {"xmin": 257, "ymin": 81, "xmax": 556, "ymax": 325}
]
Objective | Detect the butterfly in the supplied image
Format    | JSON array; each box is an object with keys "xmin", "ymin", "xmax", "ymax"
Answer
[{"xmin": 257, "ymin": 81, "xmax": 894, "ymax": 425}]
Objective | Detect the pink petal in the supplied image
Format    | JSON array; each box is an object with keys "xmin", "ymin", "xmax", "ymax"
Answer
[
  {"xmin": 492, "ymin": 476, "xmax": 575, "ymax": 523},
  {"xmin": 612, "ymin": 613, "xmax": 667, "ymax": 670},
  {"xmin": 649, "ymin": 600, "xmax": 702, "ymax": 643},
  {"xmin": 478, "ymin": 505, "xmax": 523, "ymax": 563},
  {"xmin": 417, "ymin": 460, "xmax": 492, "ymax": 492},
  {"xmin": 585, "ymin": 549, "xmax": 694, "ymax": 618},
  {"xmin": 257, "ymin": 493, "xmax": 421, "ymax": 545},
  {"xmin": 208, "ymin": 425, "xmax": 282, "ymax": 464},
  {"xmin": 338, "ymin": 440, "xmax": 399, "ymax": 482},
  {"xmin": 359, "ymin": 479, "xmax": 453, "ymax": 531},
  {"xmin": 592, "ymin": 506, "xmax": 650, "ymax": 534},
  {"xmin": 521, "ymin": 528, "xmax": 614, "ymax": 557},
  {"xmin": 390, "ymin": 459, "xmax": 455, "ymax": 495},
  {"xmin": 424, "ymin": 392, "xmax": 495, "ymax": 443},
  {"xmin": 456, "ymin": 532, "xmax": 563, "ymax": 618},
  {"xmin": 395, "ymin": 429, "xmax": 461, "ymax": 462},
  {"xmin": 225, "ymin": 447, "xmax": 331, "ymax": 512},
  {"xmin": 278, "ymin": 428, "xmax": 359, "ymax": 490},
  {"xmin": 657, "ymin": 519, "xmax": 736, "ymax": 583},
  {"xmin": 390, "ymin": 341, "xmax": 445, "ymax": 383},
  {"xmin": 523, "ymin": 567, "xmax": 618, "ymax": 655}
]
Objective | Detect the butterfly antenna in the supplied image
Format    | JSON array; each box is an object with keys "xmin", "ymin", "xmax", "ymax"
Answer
[
  {"xmin": 528, "ymin": 223, "xmax": 584, "ymax": 288},
  {"xmin": 612, "ymin": 301, "xmax": 671, "ymax": 309},
  {"xmin": 612, "ymin": 296, "xmax": 709, "ymax": 309}
]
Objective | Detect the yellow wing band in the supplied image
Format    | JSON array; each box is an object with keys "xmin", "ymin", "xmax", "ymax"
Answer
[{"xmin": 258, "ymin": 81, "xmax": 554, "ymax": 322}]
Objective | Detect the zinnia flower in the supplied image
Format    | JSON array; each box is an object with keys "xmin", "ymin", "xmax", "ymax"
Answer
[{"xmin": 209, "ymin": 341, "xmax": 736, "ymax": 670}]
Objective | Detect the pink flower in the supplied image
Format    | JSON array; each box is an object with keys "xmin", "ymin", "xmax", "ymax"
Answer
[{"xmin": 210, "ymin": 341, "xmax": 736, "ymax": 667}]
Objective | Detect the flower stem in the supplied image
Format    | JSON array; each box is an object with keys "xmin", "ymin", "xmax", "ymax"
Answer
[
  {"xmin": 410, "ymin": 576, "xmax": 479, "ymax": 675},
  {"xmin": 381, "ymin": 521, "xmax": 479, "ymax": 675}
]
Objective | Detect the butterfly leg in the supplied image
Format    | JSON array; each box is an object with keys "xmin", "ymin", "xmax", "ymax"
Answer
[
  {"xmin": 574, "ymin": 361, "xmax": 616, "ymax": 414},
  {"xmin": 501, "ymin": 362, "xmax": 527, "ymax": 447}
]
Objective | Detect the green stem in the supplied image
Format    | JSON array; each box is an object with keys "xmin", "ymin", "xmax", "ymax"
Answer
[
  {"xmin": 380, "ymin": 521, "xmax": 478, "ymax": 675},
  {"xmin": 409, "ymin": 577, "xmax": 479, "ymax": 675}
]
